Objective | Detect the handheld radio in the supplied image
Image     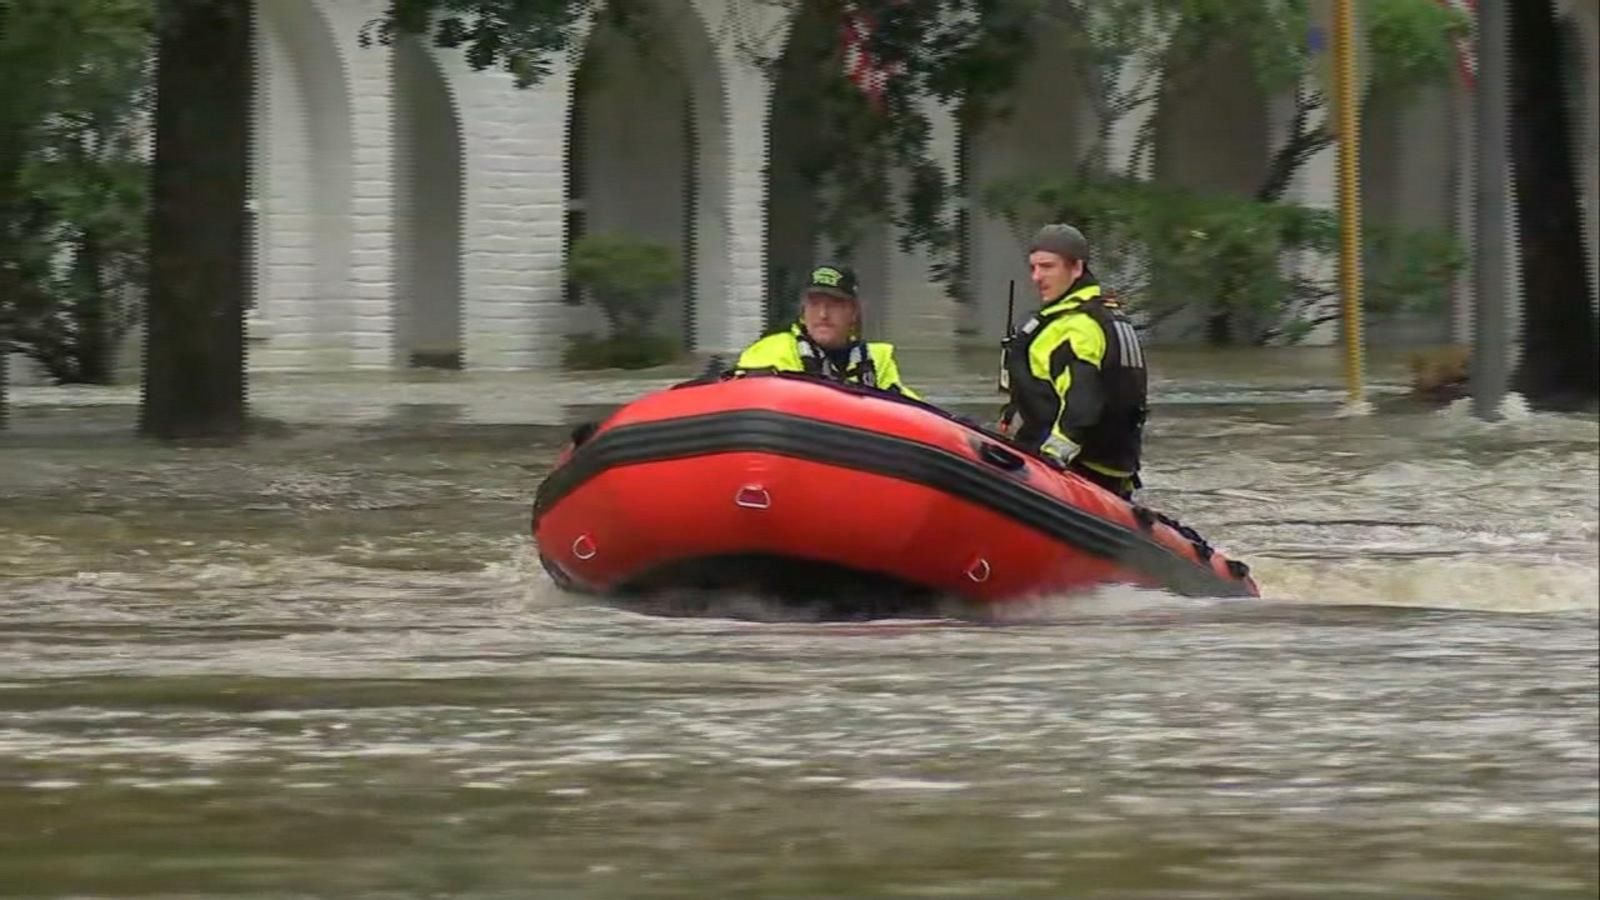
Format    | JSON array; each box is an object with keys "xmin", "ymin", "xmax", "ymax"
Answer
[
  {"xmin": 997, "ymin": 279, "xmax": 1015, "ymax": 394},
  {"xmin": 996, "ymin": 280, "xmax": 1018, "ymax": 435}
]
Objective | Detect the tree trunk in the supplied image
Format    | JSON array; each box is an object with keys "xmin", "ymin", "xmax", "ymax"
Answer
[
  {"xmin": 1508, "ymin": 0, "xmax": 1600, "ymax": 409},
  {"xmin": 138, "ymin": 0, "xmax": 252, "ymax": 440},
  {"xmin": 0, "ymin": 254, "xmax": 8, "ymax": 429},
  {"xmin": 0, "ymin": 144, "xmax": 20, "ymax": 431},
  {"xmin": 1205, "ymin": 311, "xmax": 1234, "ymax": 346},
  {"xmin": 72, "ymin": 231, "xmax": 110, "ymax": 385}
]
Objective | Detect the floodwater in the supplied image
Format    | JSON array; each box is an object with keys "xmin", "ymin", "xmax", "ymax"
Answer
[{"xmin": 2, "ymin": 354, "xmax": 1597, "ymax": 898}]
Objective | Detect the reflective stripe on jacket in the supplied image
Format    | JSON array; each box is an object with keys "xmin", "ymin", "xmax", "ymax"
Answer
[{"xmin": 735, "ymin": 324, "xmax": 920, "ymax": 400}]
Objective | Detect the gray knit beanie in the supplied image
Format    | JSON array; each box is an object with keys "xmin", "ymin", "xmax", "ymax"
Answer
[{"xmin": 1029, "ymin": 224, "xmax": 1090, "ymax": 264}]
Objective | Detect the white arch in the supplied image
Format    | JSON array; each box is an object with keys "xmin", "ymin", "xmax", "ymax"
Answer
[
  {"xmin": 564, "ymin": 0, "xmax": 732, "ymax": 353},
  {"xmin": 960, "ymin": 13, "xmax": 1101, "ymax": 343},
  {"xmin": 251, "ymin": 0, "xmax": 355, "ymax": 371},
  {"xmin": 392, "ymin": 34, "xmax": 464, "ymax": 368},
  {"xmin": 719, "ymin": 0, "xmax": 792, "ymax": 350}
]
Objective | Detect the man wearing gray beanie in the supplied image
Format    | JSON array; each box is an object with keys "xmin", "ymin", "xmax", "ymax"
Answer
[{"xmin": 998, "ymin": 224, "xmax": 1149, "ymax": 499}]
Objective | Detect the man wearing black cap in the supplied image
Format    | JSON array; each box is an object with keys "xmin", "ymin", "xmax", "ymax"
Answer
[
  {"xmin": 733, "ymin": 263, "xmax": 919, "ymax": 398},
  {"xmin": 999, "ymin": 224, "xmax": 1149, "ymax": 499}
]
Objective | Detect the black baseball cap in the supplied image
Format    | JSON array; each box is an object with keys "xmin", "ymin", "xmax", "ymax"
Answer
[{"xmin": 802, "ymin": 264, "xmax": 859, "ymax": 302}]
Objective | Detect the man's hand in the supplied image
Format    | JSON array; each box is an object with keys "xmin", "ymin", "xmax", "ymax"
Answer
[
  {"xmin": 1040, "ymin": 433, "xmax": 1082, "ymax": 467},
  {"xmin": 996, "ymin": 404, "xmax": 1016, "ymax": 436}
]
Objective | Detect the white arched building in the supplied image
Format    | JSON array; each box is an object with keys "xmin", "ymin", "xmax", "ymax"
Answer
[
  {"xmin": 248, "ymin": 0, "xmax": 813, "ymax": 373},
  {"xmin": 237, "ymin": 0, "xmax": 1596, "ymax": 374}
]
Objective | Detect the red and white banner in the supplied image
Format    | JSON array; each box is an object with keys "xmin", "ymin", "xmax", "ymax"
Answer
[
  {"xmin": 1436, "ymin": 0, "xmax": 1478, "ymax": 88},
  {"xmin": 840, "ymin": 4, "xmax": 891, "ymax": 110}
]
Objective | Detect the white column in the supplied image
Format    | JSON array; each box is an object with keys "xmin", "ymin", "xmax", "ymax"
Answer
[
  {"xmin": 445, "ymin": 52, "xmax": 572, "ymax": 370},
  {"xmin": 718, "ymin": 31, "xmax": 781, "ymax": 353},
  {"xmin": 323, "ymin": 0, "xmax": 395, "ymax": 369},
  {"xmin": 251, "ymin": 0, "xmax": 318, "ymax": 371},
  {"xmin": 250, "ymin": 0, "xmax": 357, "ymax": 372},
  {"xmin": 676, "ymin": 0, "xmax": 736, "ymax": 356}
]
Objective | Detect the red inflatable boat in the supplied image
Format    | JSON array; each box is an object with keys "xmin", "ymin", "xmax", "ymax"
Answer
[{"xmin": 532, "ymin": 372, "xmax": 1259, "ymax": 615}]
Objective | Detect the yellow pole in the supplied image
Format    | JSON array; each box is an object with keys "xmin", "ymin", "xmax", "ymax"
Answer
[{"xmin": 1333, "ymin": 0, "xmax": 1366, "ymax": 409}]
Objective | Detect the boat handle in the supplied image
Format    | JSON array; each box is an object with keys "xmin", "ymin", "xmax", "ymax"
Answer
[
  {"xmin": 977, "ymin": 442, "xmax": 1025, "ymax": 472},
  {"xmin": 735, "ymin": 485, "xmax": 771, "ymax": 509}
]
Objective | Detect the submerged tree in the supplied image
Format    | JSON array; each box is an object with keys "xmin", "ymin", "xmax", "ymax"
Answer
[{"xmin": 138, "ymin": 0, "xmax": 252, "ymax": 440}]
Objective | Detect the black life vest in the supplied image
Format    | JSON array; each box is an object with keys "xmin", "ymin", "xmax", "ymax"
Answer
[
  {"xmin": 795, "ymin": 326, "xmax": 879, "ymax": 389},
  {"xmin": 1005, "ymin": 290, "xmax": 1149, "ymax": 475},
  {"xmin": 1075, "ymin": 296, "xmax": 1149, "ymax": 475}
]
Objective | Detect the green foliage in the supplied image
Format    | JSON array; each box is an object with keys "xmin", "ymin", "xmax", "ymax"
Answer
[
  {"xmin": 988, "ymin": 0, "xmax": 1470, "ymax": 341},
  {"xmin": 988, "ymin": 174, "xmax": 1317, "ymax": 336},
  {"xmin": 986, "ymin": 173, "xmax": 1464, "ymax": 344},
  {"xmin": 1364, "ymin": 0, "xmax": 1473, "ymax": 97},
  {"xmin": 0, "ymin": 0, "xmax": 150, "ymax": 132},
  {"xmin": 0, "ymin": 0, "xmax": 153, "ymax": 383},
  {"xmin": 561, "ymin": 331, "xmax": 684, "ymax": 370},
  {"xmin": 14, "ymin": 154, "xmax": 150, "ymax": 383},
  {"xmin": 1155, "ymin": 0, "xmax": 1312, "ymax": 94},
  {"xmin": 565, "ymin": 232, "xmax": 682, "ymax": 338},
  {"xmin": 361, "ymin": 0, "xmax": 586, "ymax": 87},
  {"xmin": 1150, "ymin": 0, "xmax": 1469, "ymax": 100},
  {"xmin": 1363, "ymin": 223, "xmax": 1468, "ymax": 315}
]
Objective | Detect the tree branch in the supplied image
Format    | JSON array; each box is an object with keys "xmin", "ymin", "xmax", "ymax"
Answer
[
  {"xmin": 1133, "ymin": 301, "xmax": 1189, "ymax": 335},
  {"xmin": 1288, "ymin": 274, "xmax": 1337, "ymax": 300},
  {"xmin": 1255, "ymin": 88, "xmax": 1335, "ymax": 203},
  {"xmin": 1254, "ymin": 311, "xmax": 1341, "ymax": 346}
]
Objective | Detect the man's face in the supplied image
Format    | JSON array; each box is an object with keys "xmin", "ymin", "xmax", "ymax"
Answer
[
  {"xmin": 1029, "ymin": 251, "xmax": 1084, "ymax": 301},
  {"xmin": 801, "ymin": 293, "xmax": 859, "ymax": 349}
]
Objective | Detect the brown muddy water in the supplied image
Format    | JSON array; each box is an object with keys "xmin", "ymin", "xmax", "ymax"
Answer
[{"xmin": 1, "ymin": 361, "xmax": 1596, "ymax": 898}]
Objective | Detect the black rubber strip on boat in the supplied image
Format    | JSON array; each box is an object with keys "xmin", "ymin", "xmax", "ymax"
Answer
[{"xmin": 532, "ymin": 409, "xmax": 1254, "ymax": 599}]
